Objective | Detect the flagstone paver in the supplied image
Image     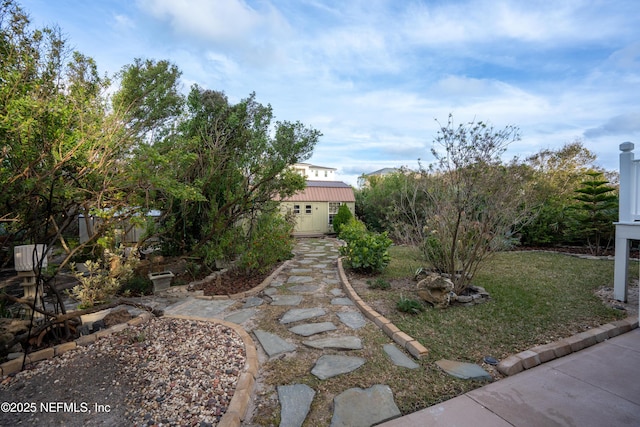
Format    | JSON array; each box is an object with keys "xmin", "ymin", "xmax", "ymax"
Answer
[
  {"xmin": 384, "ymin": 344, "xmax": 420, "ymax": 369},
  {"xmin": 279, "ymin": 307, "xmax": 327, "ymax": 324},
  {"xmin": 330, "ymin": 385, "xmax": 401, "ymax": 427},
  {"xmin": 311, "ymin": 355, "xmax": 366, "ymax": 379},
  {"xmin": 289, "ymin": 322, "xmax": 338, "ymax": 337},
  {"xmin": 337, "ymin": 311, "xmax": 367, "ymax": 329},
  {"xmin": 288, "ymin": 284, "xmax": 322, "ymax": 293},
  {"xmin": 331, "ymin": 297, "xmax": 354, "ymax": 306},
  {"xmin": 270, "ymin": 295, "xmax": 304, "ymax": 306},
  {"xmin": 287, "ymin": 276, "xmax": 314, "ymax": 284},
  {"xmin": 224, "ymin": 308, "xmax": 257, "ymax": 324},
  {"xmin": 303, "ymin": 336, "xmax": 363, "ymax": 350},
  {"xmin": 253, "ymin": 330, "xmax": 297, "ymax": 357},
  {"xmin": 278, "ymin": 384, "xmax": 316, "ymax": 427},
  {"xmin": 163, "ymin": 298, "xmax": 235, "ymax": 318},
  {"xmin": 242, "ymin": 296, "xmax": 264, "ymax": 308},
  {"xmin": 436, "ymin": 359, "xmax": 492, "ymax": 381}
]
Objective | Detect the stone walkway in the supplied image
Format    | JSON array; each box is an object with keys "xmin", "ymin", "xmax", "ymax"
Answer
[{"xmin": 163, "ymin": 237, "xmax": 415, "ymax": 426}]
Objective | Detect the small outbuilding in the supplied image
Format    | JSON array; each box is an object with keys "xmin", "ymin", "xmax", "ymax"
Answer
[{"xmin": 279, "ymin": 180, "xmax": 355, "ymax": 235}]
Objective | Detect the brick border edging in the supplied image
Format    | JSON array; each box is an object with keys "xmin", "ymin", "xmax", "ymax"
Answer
[
  {"xmin": 163, "ymin": 314, "xmax": 259, "ymax": 427},
  {"xmin": 337, "ymin": 257, "xmax": 429, "ymax": 359},
  {"xmin": 0, "ymin": 310, "xmax": 156, "ymax": 377},
  {"xmin": 496, "ymin": 316, "xmax": 639, "ymax": 376}
]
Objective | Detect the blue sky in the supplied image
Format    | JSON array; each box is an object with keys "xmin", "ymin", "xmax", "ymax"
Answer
[{"xmin": 22, "ymin": 0, "xmax": 640, "ymax": 185}]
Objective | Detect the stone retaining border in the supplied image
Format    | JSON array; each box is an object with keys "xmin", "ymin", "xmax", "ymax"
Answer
[
  {"xmin": 496, "ymin": 316, "xmax": 639, "ymax": 376},
  {"xmin": 0, "ymin": 310, "xmax": 258, "ymax": 427},
  {"xmin": 337, "ymin": 257, "xmax": 429, "ymax": 359}
]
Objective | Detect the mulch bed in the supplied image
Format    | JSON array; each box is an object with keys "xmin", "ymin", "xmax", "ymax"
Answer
[{"xmin": 191, "ymin": 266, "xmax": 282, "ymax": 296}]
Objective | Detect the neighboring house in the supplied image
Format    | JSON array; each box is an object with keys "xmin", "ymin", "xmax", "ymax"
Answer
[
  {"xmin": 279, "ymin": 165, "xmax": 355, "ymax": 234},
  {"xmin": 291, "ymin": 163, "xmax": 337, "ymax": 181},
  {"xmin": 358, "ymin": 167, "xmax": 401, "ymax": 188}
]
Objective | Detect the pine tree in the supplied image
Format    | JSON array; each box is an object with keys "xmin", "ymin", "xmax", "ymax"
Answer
[{"xmin": 572, "ymin": 171, "xmax": 618, "ymax": 255}]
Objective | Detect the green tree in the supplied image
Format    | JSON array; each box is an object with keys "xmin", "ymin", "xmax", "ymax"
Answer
[
  {"xmin": 157, "ymin": 87, "xmax": 320, "ymax": 267},
  {"xmin": 520, "ymin": 141, "xmax": 598, "ymax": 246},
  {"xmin": 571, "ymin": 171, "xmax": 618, "ymax": 255},
  {"xmin": 0, "ymin": 1, "xmax": 161, "ymax": 336}
]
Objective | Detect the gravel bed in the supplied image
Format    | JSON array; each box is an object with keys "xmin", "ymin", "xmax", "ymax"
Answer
[{"xmin": 0, "ymin": 317, "xmax": 246, "ymax": 426}]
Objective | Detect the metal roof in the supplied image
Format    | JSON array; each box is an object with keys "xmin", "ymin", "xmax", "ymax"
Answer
[{"xmin": 280, "ymin": 181, "xmax": 355, "ymax": 202}]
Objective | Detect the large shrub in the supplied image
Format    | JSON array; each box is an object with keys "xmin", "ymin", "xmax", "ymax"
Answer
[
  {"xmin": 339, "ymin": 219, "xmax": 392, "ymax": 273},
  {"xmin": 238, "ymin": 211, "xmax": 295, "ymax": 275},
  {"xmin": 392, "ymin": 115, "xmax": 533, "ymax": 294}
]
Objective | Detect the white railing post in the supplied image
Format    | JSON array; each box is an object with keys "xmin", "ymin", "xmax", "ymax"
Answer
[
  {"xmin": 614, "ymin": 142, "xmax": 636, "ymax": 303},
  {"xmin": 618, "ymin": 142, "xmax": 634, "ymax": 222}
]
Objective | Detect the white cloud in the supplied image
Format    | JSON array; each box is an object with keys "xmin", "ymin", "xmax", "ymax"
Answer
[
  {"xmin": 113, "ymin": 14, "xmax": 135, "ymax": 30},
  {"xmin": 401, "ymin": 0, "xmax": 633, "ymax": 47},
  {"xmin": 136, "ymin": 0, "xmax": 289, "ymax": 52}
]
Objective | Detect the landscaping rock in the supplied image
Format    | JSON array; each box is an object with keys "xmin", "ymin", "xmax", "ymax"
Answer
[
  {"xmin": 383, "ymin": 344, "xmax": 420, "ymax": 369},
  {"xmin": 277, "ymin": 384, "xmax": 315, "ymax": 427},
  {"xmin": 330, "ymin": 297, "xmax": 354, "ymax": 306},
  {"xmin": 311, "ymin": 355, "xmax": 365, "ymax": 379},
  {"xmin": 330, "ymin": 384, "xmax": 401, "ymax": 427},
  {"xmin": 436, "ymin": 359, "xmax": 492, "ymax": 381},
  {"xmin": 303, "ymin": 336, "xmax": 362, "ymax": 350},
  {"xmin": 253, "ymin": 330, "xmax": 296, "ymax": 357},
  {"xmin": 416, "ymin": 273, "xmax": 454, "ymax": 309},
  {"xmin": 279, "ymin": 307, "xmax": 326, "ymax": 324},
  {"xmin": 288, "ymin": 322, "xmax": 337, "ymax": 337}
]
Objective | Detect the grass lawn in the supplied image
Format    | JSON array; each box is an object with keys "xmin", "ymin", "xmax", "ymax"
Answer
[{"xmin": 346, "ymin": 245, "xmax": 633, "ymax": 412}]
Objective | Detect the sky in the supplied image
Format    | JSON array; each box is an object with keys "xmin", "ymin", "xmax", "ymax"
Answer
[{"xmin": 20, "ymin": 0, "xmax": 640, "ymax": 186}]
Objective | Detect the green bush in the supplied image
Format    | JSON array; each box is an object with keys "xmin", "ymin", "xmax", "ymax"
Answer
[
  {"xmin": 338, "ymin": 217, "xmax": 367, "ymax": 242},
  {"xmin": 396, "ymin": 295, "xmax": 425, "ymax": 314},
  {"xmin": 332, "ymin": 204, "xmax": 353, "ymax": 233},
  {"xmin": 339, "ymin": 219, "xmax": 392, "ymax": 273},
  {"xmin": 120, "ymin": 274, "xmax": 153, "ymax": 296},
  {"xmin": 238, "ymin": 211, "xmax": 295, "ymax": 275}
]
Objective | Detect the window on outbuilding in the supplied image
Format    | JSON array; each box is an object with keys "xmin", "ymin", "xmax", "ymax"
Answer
[
  {"xmin": 293, "ymin": 204, "xmax": 300, "ymax": 214},
  {"xmin": 328, "ymin": 202, "xmax": 342, "ymax": 224},
  {"xmin": 305, "ymin": 205, "xmax": 312, "ymax": 214}
]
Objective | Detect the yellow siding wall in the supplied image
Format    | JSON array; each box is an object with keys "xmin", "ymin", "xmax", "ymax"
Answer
[{"xmin": 280, "ymin": 202, "xmax": 355, "ymax": 234}]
